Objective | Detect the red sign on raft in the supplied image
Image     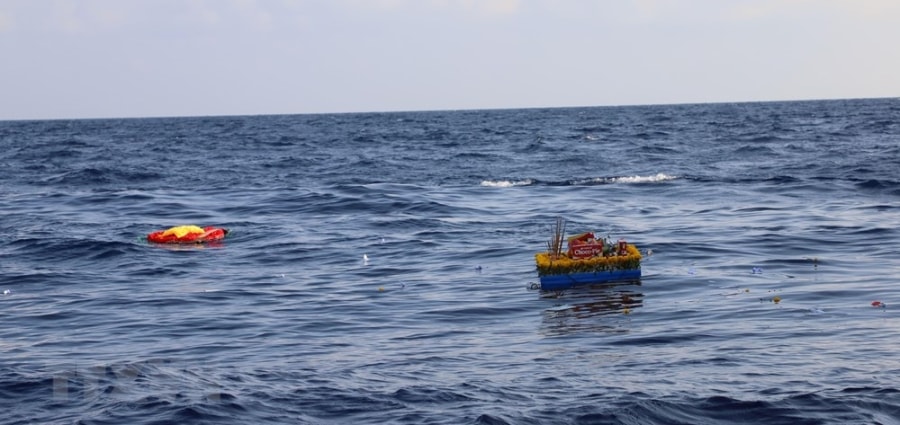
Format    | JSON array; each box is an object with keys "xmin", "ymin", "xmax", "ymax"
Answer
[
  {"xmin": 569, "ymin": 244, "xmax": 604, "ymax": 259},
  {"xmin": 567, "ymin": 232, "xmax": 604, "ymax": 259}
]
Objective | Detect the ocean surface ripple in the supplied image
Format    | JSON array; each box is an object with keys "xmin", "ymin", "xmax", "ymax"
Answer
[{"xmin": 2, "ymin": 98, "xmax": 899, "ymax": 424}]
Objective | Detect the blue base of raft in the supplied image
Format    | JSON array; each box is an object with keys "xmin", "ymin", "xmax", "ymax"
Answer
[{"xmin": 539, "ymin": 268, "xmax": 641, "ymax": 291}]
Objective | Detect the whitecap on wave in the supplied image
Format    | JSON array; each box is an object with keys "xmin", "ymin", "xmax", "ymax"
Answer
[
  {"xmin": 480, "ymin": 179, "xmax": 534, "ymax": 187},
  {"xmin": 609, "ymin": 173, "xmax": 677, "ymax": 184},
  {"xmin": 570, "ymin": 173, "xmax": 678, "ymax": 185}
]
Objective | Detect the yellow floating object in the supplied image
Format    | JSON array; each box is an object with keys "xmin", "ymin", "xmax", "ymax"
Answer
[
  {"xmin": 773, "ymin": 296, "xmax": 782, "ymax": 304},
  {"xmin": 160, "ymin": 225, "xmax": 205, "ymax": 238}
]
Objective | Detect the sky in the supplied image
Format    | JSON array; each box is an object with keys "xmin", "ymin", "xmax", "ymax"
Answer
[{"xmin": 1, "ymin": 0, "xmax": 899, "ymax": 120}]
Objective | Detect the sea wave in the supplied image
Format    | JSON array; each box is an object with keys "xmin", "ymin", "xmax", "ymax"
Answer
[
  {"xmin": 481, "ymin": 173, "xmax": 677, "ymax": 187},
  {"xmin": 567, "ymin": 173, "xmax": 679, "ymax": 185},
  {"xmin": 608, "ymin": 173, "xmax": 678, "ymax": 184},
  {"xmin": 3, "ymin": 98, "xmax": 899, "ymax": 425},
  {"xmin": 480, "ymin": 179, "xmax": 534, "ymax": 187}
]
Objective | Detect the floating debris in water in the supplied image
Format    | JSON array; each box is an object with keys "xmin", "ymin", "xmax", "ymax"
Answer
[
  {"xmin": 751, "ymin": 267, "xmax": 763, "ymax": 274},
  {"xmin": 872, "ymin": 301, "xmax": 886, "ymax": 308},
  {"xmin": 761, "ymin": 296, "xmax": 782, "ymax": 303},
  {"xmin": 363, "ymin": 254, "xmax": 369, "ymax": 265},
  {"xmin": 2, "ymin": 289, "xmax": 9, "ymax": 295}
]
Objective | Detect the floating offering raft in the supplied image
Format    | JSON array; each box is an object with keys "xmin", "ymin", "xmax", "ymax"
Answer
[
  {"xmin": 147, "ymin": 225, "xmax": 228, "ymax": 244},
  {"xmin": 535, "ymin": 218, "xmax": 641, "ymax": 291}
]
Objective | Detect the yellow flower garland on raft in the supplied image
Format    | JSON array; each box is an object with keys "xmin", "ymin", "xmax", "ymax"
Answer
[{"xmin": 535, "ymin": 244, "xmax": 642, "ymax": 276}]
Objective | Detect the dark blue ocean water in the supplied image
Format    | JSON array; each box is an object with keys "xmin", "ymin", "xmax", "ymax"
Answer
[{"xmin": 1, "ymin": 98, "xmax": 899, "ymax": 424}]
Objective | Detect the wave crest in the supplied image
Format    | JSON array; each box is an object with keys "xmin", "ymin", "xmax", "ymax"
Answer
[
  {"xmin": 480, "ymin": 173, "xmax": 677, "ymax": 187},
  {"xmin": 609, "ymin": 173, "xmax": 678, "ymax": 184},
  {"xmin": 480, "ymin": 179, "xmax": 534, "ymax": 187}
]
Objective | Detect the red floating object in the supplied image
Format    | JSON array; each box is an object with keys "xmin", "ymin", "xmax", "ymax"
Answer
[
  {"xmin": 147, "ymin": 225, "xmax": 228, "ymax": 244},
  {"xmin": 617, "ymin": 238, "xmax": 628, "ymax": 256},
  {"xmin": 872, "ymin": 301, "xmax": 884, "ymax": 308},
  {"xmin": 567, "ymin": 232, "xmax": 603, "ymax": 259}
]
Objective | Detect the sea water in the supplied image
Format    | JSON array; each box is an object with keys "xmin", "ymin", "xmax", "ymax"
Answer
[{"xmin": 1, "ymin": 98, "xmax": 899, "ymax": 424}]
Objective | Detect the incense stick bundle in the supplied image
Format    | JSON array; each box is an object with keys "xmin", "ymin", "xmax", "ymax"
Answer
[{"xmin": 547, "ymin": 217, "xmax": 566, "ymax": 259}]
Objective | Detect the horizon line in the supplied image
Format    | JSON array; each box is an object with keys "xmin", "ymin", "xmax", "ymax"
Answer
[{"xmin": 2, "ymin": 95, "xmax": 897, "ymax": 123}]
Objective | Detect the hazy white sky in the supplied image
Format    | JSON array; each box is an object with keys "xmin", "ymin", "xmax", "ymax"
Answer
[{"xmin": 2, "ymin": 0, "xmax": 899, "ymax": 120}]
